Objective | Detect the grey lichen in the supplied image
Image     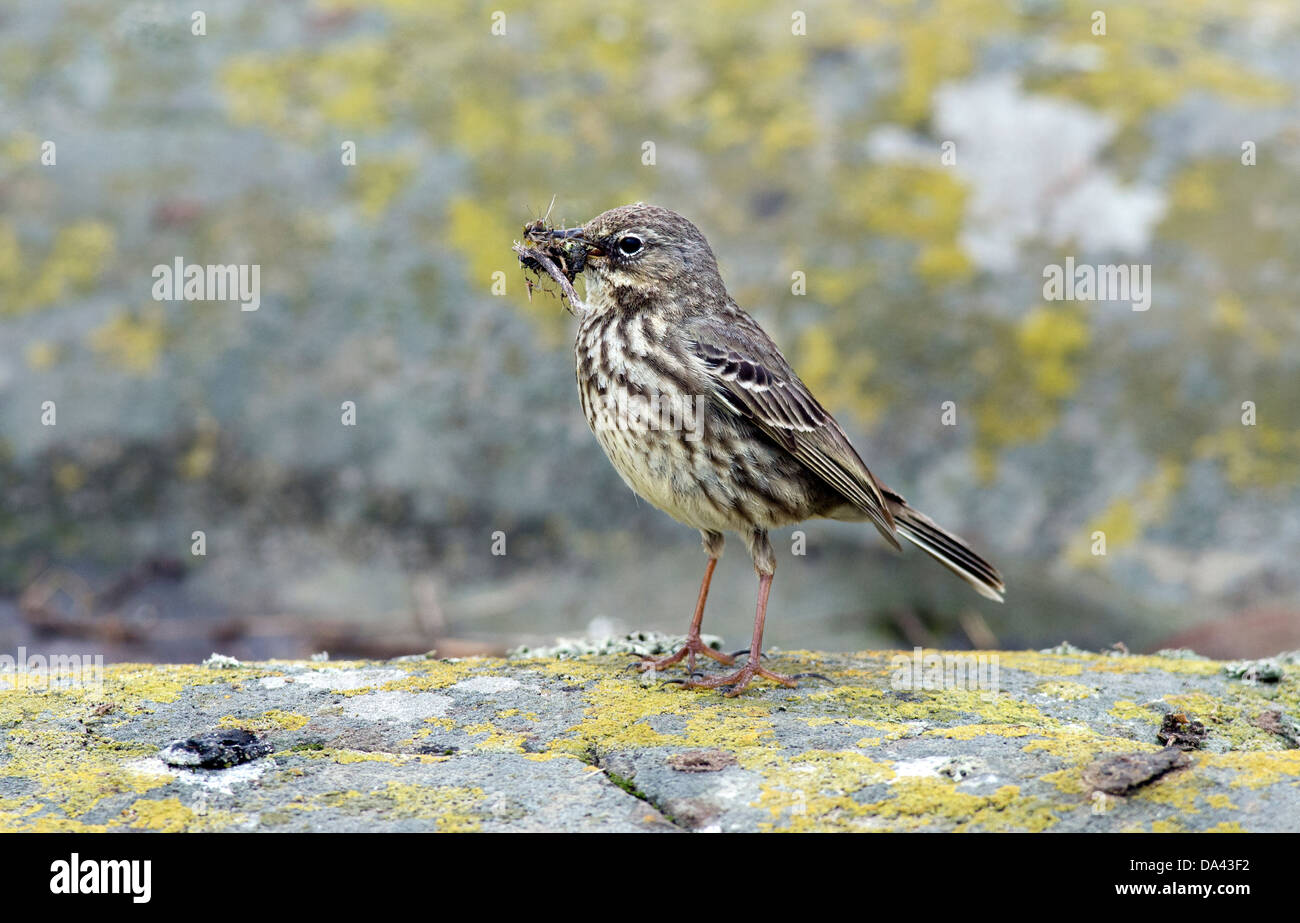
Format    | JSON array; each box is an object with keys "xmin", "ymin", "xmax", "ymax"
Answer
[
  {"xmin": 1223, "ymin": 659, "xmax": 1285, "ymax": 683},
  {"xmin": 202, "ymin": 653, "xmax": 243, "ymax": 669},
  {"xmin": 509, "ymin": 630, "xmax": 725, "ymax": 661}
]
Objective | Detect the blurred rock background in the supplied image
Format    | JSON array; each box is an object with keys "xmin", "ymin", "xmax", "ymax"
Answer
[{"xmin": 1, "ymin": 0, "xmax": 1298, "ymax": 662}]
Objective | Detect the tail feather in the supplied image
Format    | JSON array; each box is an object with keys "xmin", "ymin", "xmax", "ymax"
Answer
[{"xmin": 889, "ymin": 503, "xmax": 1005, "ymax": 603}]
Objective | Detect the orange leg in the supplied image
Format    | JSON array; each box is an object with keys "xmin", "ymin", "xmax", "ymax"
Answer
[
  {"xmin": 634, "ymin": 557, "xmax": 735, "ymax": 674},
  {"xmin": 679, "ymin": 572, "xmax": 800, "ymax": 697}
]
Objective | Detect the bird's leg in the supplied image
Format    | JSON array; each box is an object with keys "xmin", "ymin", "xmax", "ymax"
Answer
[
  {"xmin": 678, "ymin": 573, "xmax": 800, "ymax": 696},
  {"xmin": 634, "ymin": 531, "xmax": 734, "ymax": 674},
  {"xmin": 678, "ymin": 530, "xmax": 800, "ymax": 696}
]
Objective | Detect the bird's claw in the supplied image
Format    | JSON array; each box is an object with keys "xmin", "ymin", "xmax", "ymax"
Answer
[
  {"xmin": 789, "ymin": 672, "xmax": 834, "ymax": 685},
  {"xmin": 667, "ymin": 660, "xmax": 805, "ymax": 697},
  {"xmin": 628, "ymin": 639, "xmax": 734, "ymax": 675},
  {"xmin": 660, "ymin": 671, "xmax": 706, "ymax": 686}
]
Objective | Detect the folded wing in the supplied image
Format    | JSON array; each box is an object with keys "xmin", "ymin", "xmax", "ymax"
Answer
[{"xmin": 687, "ymin": 320, "xmax": 900, "ymax": 550}]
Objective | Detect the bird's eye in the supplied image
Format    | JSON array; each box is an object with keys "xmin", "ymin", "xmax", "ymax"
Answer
[{"xmin": 618, "ymin": 235, "xmax": 643, "ymax": 255}]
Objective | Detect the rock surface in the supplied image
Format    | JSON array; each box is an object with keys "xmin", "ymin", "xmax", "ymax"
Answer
[{"xmin": 3, "ymin": 648, "xmax": 1298, "ymax": 832}]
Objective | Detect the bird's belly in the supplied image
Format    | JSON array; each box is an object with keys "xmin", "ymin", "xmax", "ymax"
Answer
[
  {"xmin": 587, "ymin": 407, "xmax": 728, "ymax": 530},
  {"xmin": 576, "ymin": 324, "xmax": 825, "ymax": 532}
]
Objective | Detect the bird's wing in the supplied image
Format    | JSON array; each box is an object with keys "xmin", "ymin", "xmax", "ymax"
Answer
[{"xmin": 686, "ymin": 317, "xmax": 899, "ymax": 549}]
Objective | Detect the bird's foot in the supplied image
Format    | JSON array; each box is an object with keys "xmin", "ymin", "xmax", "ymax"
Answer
[
  {"xmin": 666, "ymin": 656, "xmax": 825, "ymax": 697},
  {"xmin": 629, "ymin": 635, "xmax": 734, "ymax": 675},
  {"xmin": 663, "ymin": 657, "xmax": 834, "ymax": 697}
]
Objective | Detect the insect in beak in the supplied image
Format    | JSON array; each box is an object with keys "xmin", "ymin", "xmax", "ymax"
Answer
[{"xmin": 550, "ymin": 228, "xmax": 605, "ymax": 259}]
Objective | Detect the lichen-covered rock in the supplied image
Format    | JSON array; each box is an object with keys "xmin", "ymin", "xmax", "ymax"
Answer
[{"xmin": 2, "ymin": 649, "xmax": 1298, "ymax": 832}]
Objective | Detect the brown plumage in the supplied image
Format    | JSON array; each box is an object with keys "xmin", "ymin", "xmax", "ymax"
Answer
[{"xmin": 536, "ymin": 203, "xmax": 1004, "ymax": 695}]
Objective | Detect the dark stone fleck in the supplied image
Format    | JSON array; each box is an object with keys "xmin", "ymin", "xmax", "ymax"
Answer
[
  {"xmin": 1157, "ymin": 712, "xmax": 1208, "ymax": 750},
  {"xmin": 668, "ymin": 749, "xmax": 737, "ymax": 773},
  {"xmin": 159, "ymin": 729, "xmax": 274, "ymax": 769},
  {"xmin": 1255, "ymin": 710, "xmax": 1300, "ymax": 748},
  {"xmin": 1082, "ymin": 747, "xmax": 1190, "ymax": 795},
  {"xmin": 663, "ymin": 796, "xmax": 720, "ymax": 829}
]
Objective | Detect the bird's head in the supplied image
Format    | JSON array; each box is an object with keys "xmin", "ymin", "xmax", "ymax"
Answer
[{"xmin": 549, "ymin": 203, "xmax": 725, "ymax": 307}]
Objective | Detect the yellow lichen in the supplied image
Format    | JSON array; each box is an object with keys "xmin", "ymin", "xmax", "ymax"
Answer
[
  {"xmin": 1035, "ymin": 681, "xmax": 1098, "ymax": 701},
  {"xmin": 317, "ymin": 748, "xmax": 450, "ymax": 766},
  {"xmin": 859, "ymin": 779, "xmax": 1058, "ymax": 833},
  {"xmin": 462, "ymin": 722, "xmax": 527, "ymax": 754},
  {"xmin": 376, "ymin": 782, "xmax": 488, "ymax": 831},
  {"xmin": 0, "ymin": 727, "xmax": 170, "ymax": 829},
  {"xmin": 218, "ymin": 709, "xmax": 311, "ymax": 732},
  {"xmin": 1206, "ymin": 821, "xmax": 1246, "ymax": 833},
  {"xmin": 1110, "ymin": 700, "xmax": 1160, "ymax": 723},
  {"xmin": 1204, "ymin": 751, "xmax": 1300, "ymax": 790}
]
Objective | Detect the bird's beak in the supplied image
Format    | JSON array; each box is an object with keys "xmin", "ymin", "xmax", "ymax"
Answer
[{"xmin": 551, "ymin": 226, "xmax": 604, "ymax": 258}]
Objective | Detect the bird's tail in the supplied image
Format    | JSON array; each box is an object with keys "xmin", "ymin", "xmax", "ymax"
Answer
[{"xmin": 888, "ymin": 501, "xmax": 1005, "ymax": 603}]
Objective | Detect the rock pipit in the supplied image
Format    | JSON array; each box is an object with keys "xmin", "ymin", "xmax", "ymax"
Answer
[{"xmin": 520, "ymin": 203, "xmax": 1004, "ymax": 695}]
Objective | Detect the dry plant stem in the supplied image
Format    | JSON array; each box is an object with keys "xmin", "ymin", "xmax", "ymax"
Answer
[{"xmin": 512, "ymin": 243, "xmax": 587, "ymax": 316}]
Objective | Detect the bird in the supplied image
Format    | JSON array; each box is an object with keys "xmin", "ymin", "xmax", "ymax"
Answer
[{"xmin": 535, "ymin": 203, "xmax": 1004, "ymax": 695}]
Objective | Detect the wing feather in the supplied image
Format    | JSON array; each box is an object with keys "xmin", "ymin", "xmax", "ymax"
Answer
[{"xmin": 688, "ymin": 328, "xmax": 899, "ymax": 549}]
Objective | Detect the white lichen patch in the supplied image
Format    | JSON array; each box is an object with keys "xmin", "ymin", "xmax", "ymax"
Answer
[
  {"xmin": 452, "ymin": 676, "xmax": 522, "ymax": 695},
  {"xmin": 126, "ymin": 757, "xmax": 271, "ymax": 794},
  {"xmin": 343, "ymin": 691, "xmax": 454, "ymax": 722},
  {"xmin": 891, "ymin": 755, "xmax": 985, "ymax": 782},
  {"xmin": 259, "ymin": 668, "xmax": 405, "ymax": 691}
]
